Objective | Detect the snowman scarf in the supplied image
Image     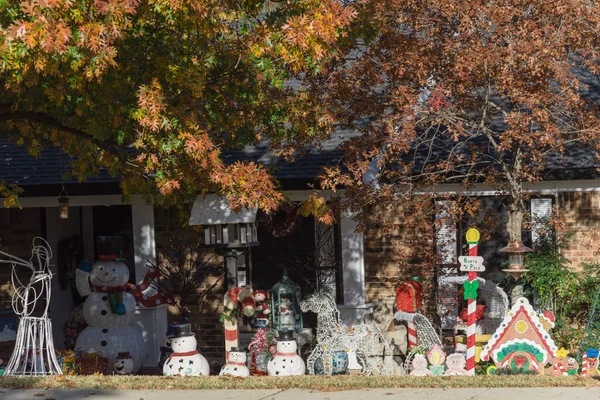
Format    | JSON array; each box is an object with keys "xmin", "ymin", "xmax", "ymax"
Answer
[{"xmin": 92, "ymin": 267, "xmax": 173, "ymax": 313}]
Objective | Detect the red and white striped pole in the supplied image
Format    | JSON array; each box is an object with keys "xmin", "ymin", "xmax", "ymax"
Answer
[
  {"xmin": 464, "ymin": 228, "xmax": 480, "ymax": 376},
  {"xmin": 407, "ymin": 320, "xmax": 417, "ymax": 350}
]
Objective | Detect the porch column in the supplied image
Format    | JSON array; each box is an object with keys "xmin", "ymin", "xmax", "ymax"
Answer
[
  {"xmin": 337, "ymin": 211, "xmax": 370, "ymax": 326},
  {"xmin": 131, "ymin": 195, "xmax": 156, "ymax": 281},
  {"xmin": 131, "ymin": 196, "xmax": 167, "ymax": 369}
]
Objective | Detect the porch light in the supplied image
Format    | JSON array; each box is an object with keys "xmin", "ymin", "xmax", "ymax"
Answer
[
  {"xmin": 58, "ymin": 193, "xmax": 70, "ymax": 219},
  {"xmin": 500, "ymin": 241, "xmax": 533, "ymax": 279}
]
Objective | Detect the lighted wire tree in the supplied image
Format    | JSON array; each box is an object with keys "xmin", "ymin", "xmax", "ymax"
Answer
[{"xmin": 0, "ymin": 237, "xmax": 62, "ymax": 375}]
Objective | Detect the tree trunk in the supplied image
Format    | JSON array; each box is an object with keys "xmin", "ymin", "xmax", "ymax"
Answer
[{"xmin": 506, "ymin": 207, "xmax": 524, "ymax": 243}]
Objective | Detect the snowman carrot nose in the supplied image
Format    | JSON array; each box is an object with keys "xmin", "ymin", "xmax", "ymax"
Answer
[{"xmin": 105, "ymin": 272, "xmax": 109, "ymax": 276}]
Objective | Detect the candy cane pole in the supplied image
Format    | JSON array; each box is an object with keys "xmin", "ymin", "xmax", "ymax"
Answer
[
  {"xmin": 465, "ymin": 228, "xmax": 479, "ymax": 376},
  {"xmin": 407, "ymin": 320, "xmax": 417, "ymax": 350}
]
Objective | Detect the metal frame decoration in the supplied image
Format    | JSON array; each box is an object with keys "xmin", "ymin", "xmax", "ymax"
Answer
[
  {"xmin": 300, "ymin": 292, "xmax": 391, "ymax": 375},
  {"xmin": 394, "ymin": 310, "xmax": 442, "ymax": 375},
  {"xmin": 0, "ymin": 237, "xmax": 62, "ymax": 375}
]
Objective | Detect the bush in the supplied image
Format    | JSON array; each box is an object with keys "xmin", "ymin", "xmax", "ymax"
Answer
[{"xmin": 523, "ymin": 224, "xmax": 600, "ymax": 351}]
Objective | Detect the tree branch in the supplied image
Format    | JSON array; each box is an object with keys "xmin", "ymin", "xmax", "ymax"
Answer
[{"xmin": 0, "ymin": 108, "xmax": 124, "ymax": 161}]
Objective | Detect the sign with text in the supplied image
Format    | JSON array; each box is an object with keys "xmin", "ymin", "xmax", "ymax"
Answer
[{"xmin": 459, "ymin": 256, "xmax": 485, "ymax": 272}]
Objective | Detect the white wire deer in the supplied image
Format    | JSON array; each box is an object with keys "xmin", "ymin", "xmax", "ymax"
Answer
[
  {"xmin": 0, "ymin": 237, "xmax": 62, "ymax": 375},
  {"xmin": 301, "ymin": 292, "xmax": 392, "ymax": 375}
]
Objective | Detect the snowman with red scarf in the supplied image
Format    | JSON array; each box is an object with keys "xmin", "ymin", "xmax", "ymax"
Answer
[
  {"xmin": 163, "ymin": 324, "xmax": 210, "ymax": 376},
  {"xmin": 75, "ymin": 237, "xmax": 173, "ymax": 374}
]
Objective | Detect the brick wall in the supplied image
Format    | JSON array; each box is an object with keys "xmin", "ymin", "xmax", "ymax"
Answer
[
  {"xmin": 558, "ymin": 191, "xmax": 600, "ymax": 268},
  {"xmin": 154, "ymin": 207, "xmax": 226, "ymax": 371},
  {"xmin": 363, "ymin": 201, "xmax": 438, "ymax": 319}
]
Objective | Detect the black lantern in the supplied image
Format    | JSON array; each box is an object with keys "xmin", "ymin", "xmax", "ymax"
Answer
[
  {"xmin": 270, "ymin": 270, "xmax": 303, "ymax": 333},
  {"xmin": 58, "ymin": 193, "xmax": 70, "ymax": 219}
]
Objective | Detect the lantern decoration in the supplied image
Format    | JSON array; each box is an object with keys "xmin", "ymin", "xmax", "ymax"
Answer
[
  {"xmin": 58, "ymin": 192, "xmax": 70, "ymax": 219},
  {"xmin": 500, "ymin": 241, "xmax": 533, "ymax": 279},
  {"xmin": 270, "ymin": 271, "xmax": 303, "ymax": 333}
]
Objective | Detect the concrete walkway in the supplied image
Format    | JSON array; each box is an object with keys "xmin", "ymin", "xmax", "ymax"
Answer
[{"xmin": 2, "ymin": 387, "xmax": 600, "ymax": 400}]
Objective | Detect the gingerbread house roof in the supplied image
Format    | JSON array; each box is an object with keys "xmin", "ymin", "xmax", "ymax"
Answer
[{"xmin": 480, "ymin": 297, "xmax": 557, "ymax": 363}]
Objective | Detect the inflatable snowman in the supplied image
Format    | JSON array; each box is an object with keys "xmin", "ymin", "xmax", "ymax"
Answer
[
  {"xmin": 75, "ymin": 258, "xmax": 146, "ymax": 374},
  {"xmin": 163, "ymin": 323, "xmax": 210, "ymax": 376},
  {"xmin": 219, "ymin": 347, "xmax": 250, "ymax": 377},
  {"xmin": 267, "ymin": 330, "xmax": 305, "ymax": 376}
]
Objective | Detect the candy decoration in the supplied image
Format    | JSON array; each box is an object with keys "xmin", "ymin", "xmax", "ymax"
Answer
[
  {"xmin": 465, "ymin": 228, "xmax": 479, "ymax": 376},
  {"xmin": 480, "ymin": 297, "xmax": 557, "ymax": 374},
  {"xmin": 223, "ymin": 286, "xmax": 256, "ymax": 358}
]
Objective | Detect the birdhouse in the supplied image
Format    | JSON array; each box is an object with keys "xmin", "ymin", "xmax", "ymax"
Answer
[
  {"xmin": 189, "ymin": 194, "xmax": 259, "ymax": 288},
  {"xmin": 270, "ymin": 271, "xmax": 303, "ymax": 333},
  {"xmin": 189, "ymin": 195, "xmax": 259, "ymax": 248},
  {"xmin": 500, "ymin": 241, "xmax": 532, "ymax": 279}
]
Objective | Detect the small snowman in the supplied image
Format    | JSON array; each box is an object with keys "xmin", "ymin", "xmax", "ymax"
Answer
[
  {"xmin": 267, "ymin": 330, "xmax": 305, "ymax": 376},
  {"xmin": 409, "ymin": 354, "xmax": 432, "ymax": 376},
  {"xmin": 114, "ymin": 352, "xmax": 134, "ymax": 375},
  {"xmin": 162, "ymin": 324, "xmax": 210, "ymax": 376},
  {"xmin": 444, "ymin": 353, "xmax": 468, "ymax": 376},
  {"xmin": 219, "ymin": 347, "xmax": 250, "ymax": 377}
]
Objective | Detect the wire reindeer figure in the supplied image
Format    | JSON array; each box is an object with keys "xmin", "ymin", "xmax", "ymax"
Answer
[{"xmin": 0, "ymin": 237, "xmax": 62, "ymax": 375}]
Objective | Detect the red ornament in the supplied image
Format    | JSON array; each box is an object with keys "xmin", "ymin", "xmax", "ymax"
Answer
[{"xmin": 459, "ymin": 304, "xmax": 486, "ymax": 322}]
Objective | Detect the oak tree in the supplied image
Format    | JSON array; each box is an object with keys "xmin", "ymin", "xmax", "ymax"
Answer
[
  {"xmin": 320, "ymin": 0, "xmax": 600, "ymax": 242},
  {"xmin": 0, "ymin": 0, "xmax": 356, "ymax": 210}
]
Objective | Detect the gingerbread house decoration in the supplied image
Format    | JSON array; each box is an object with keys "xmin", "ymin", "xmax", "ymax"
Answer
[{"xmin": 480, "ymin": 297, "xmax": 557, "ymax": 373}]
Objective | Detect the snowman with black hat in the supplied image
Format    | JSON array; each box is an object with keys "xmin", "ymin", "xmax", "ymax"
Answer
[
  {"xmin": 162, "ymin": 323, "xmax": 210, "ymax": 376},
  {"xmin": 267, "ymin": 330, "xmax": 305, "ymax": 376},
  {"xmin": 219, "ymin": 347, "xmax": 249, "ymax": 377}
]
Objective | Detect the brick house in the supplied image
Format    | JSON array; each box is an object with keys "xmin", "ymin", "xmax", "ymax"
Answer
[{"xmin": 2, "ymin": 134, "xmax": 600, "ymax": 370}]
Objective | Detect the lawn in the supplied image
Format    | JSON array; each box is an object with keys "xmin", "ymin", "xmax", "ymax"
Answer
[{"xmin": 0, "ymin": 375, "xmax": 598, "ymax": 391}]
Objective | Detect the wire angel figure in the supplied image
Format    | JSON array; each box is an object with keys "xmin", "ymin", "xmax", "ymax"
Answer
[{"xmin": 0, "ymin": 237, "xmax": 62, "ymax": 375}]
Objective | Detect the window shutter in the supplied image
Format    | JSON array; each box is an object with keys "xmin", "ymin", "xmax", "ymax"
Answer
[{"xmin": 531, "ymin": 198, "xmax": 553, "ymax": 247}]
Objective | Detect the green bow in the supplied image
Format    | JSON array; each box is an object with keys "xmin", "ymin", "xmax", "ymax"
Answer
[{"xmin": 463, "ymin": 279, "xmax": 479, "ymax": 300}]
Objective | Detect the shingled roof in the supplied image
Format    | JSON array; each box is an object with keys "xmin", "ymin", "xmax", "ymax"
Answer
[{"xmin": 0, "ymin": 126, "xmax": 362, "ymax": 187}]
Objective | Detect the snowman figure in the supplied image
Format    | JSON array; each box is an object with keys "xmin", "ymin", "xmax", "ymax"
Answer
[
  {"xmin": 267, "ymin": 330, "xmax": 305, "ymax": 376},
  {"xmin": 114, "ymin": 352, "xmax": 135, "ymax": 375},
  {"xmin": 75, "ymin": 257, "xmax": 146, "ymax": 374},
  {"xmin": 219, "ymin": 347, "xmax": 250, "ymax": 377},
  {"xmin": 163, "ymin": 324, "xmax": 210, "ymax": 376}
]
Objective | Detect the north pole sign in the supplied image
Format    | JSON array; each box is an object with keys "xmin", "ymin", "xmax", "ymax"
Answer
[{"xmin": 459, "ymin": 256, "xmax": 486, "ymax": 272}]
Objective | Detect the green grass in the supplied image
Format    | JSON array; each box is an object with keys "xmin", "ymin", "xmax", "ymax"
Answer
[{"xmin": 0, "ymin": 375, "xmax": 598, "ymax": 391}]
